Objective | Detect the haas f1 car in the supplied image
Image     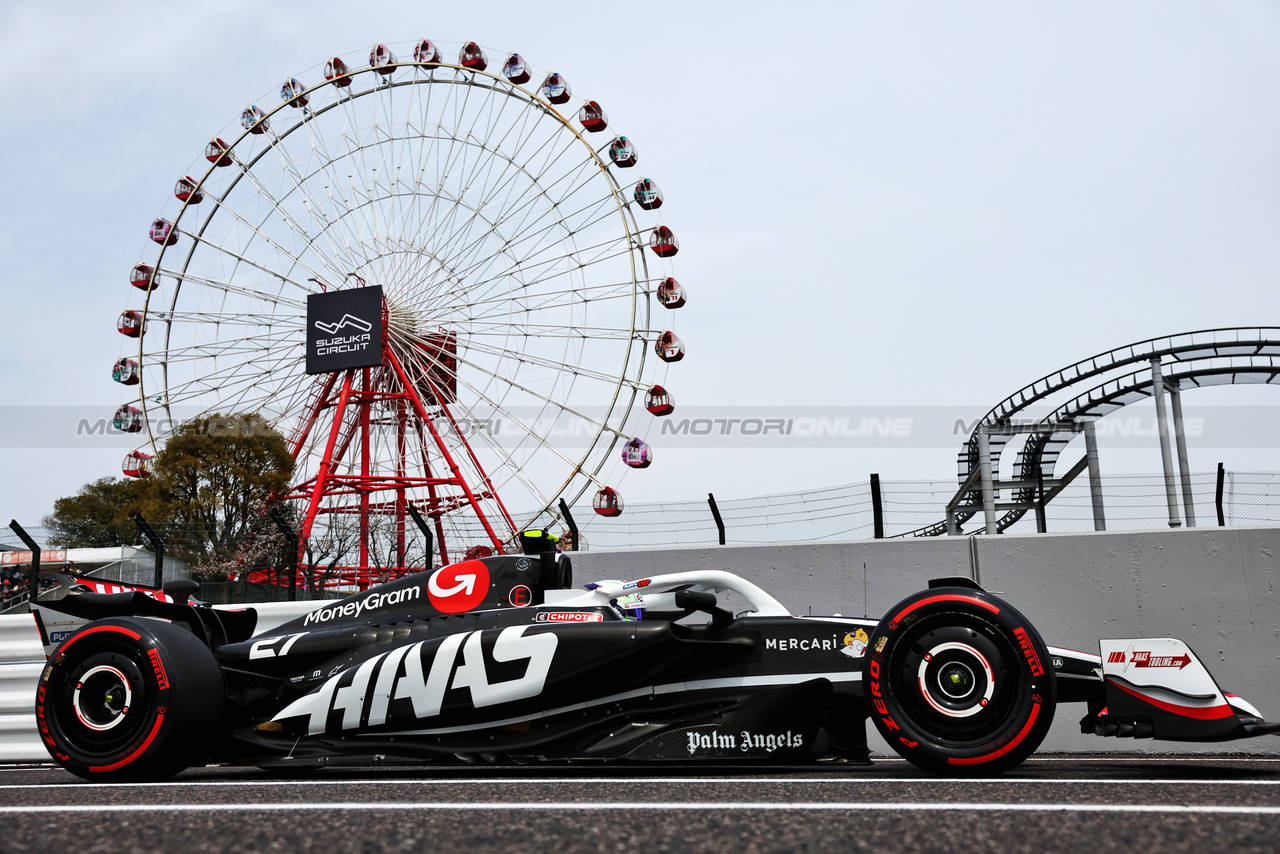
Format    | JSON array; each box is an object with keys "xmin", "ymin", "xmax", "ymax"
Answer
[{"xmin": 30, "ymin": 533, "xmax": 1280, "ymax": 781}]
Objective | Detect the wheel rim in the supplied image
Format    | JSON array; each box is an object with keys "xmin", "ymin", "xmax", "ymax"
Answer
[
  {"xmin": 72, "ymin": 664, "xmax": 133, "ymax": 732},
  {"xmin": 917, "ymin": 640, "xmax": 995, "ymax": 718},
  {"xmin": 890, "ymin": 618, "xmax": 1023, "ymax": 743},
  {"xmin": 54, "ymin": 649, "xmax": 152, "ymax": 757}
]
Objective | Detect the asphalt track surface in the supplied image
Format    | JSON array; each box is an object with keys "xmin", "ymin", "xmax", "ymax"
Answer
[{"xmin": 1, "ymin": 755, "xmax": 1279, "ymax": 853}]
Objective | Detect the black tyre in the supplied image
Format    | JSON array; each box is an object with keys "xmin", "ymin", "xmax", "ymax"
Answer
[
  {"xmin": 863, "ymin": 585, "xmax": 1056, "ymax": 776},
  {"xmin": 35, "ymin": 618, "xmax": 225, "ymax": 782}
]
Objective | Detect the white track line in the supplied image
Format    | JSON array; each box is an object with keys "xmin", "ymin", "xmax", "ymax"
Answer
[
  {"xmin": 3, "ymin": 777, "xmax": 1280, "ymax": 790},
  {"xmin": 873, "ymin": 757, "xmax": 1280, "ymax": 763},
  {"xmin": 1027, "ymin": 757, "xmax": 1280, "ymax": 762},
  {"xmin": 2, "ymin": 802, "xmax": 1280, "ymax": 815}
]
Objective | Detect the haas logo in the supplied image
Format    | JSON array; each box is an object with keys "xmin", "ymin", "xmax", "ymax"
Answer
[{"xmin": 427, "ymin": 561, "xmax": 490, "ymax": 613}]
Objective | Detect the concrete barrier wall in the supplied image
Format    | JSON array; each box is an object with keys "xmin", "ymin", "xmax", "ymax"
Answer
[{"xmin": 572, "ymin": 525, "xmax": 1280, "ymax": 754}]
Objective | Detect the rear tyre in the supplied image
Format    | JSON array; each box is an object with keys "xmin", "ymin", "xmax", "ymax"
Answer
[
  {"xmin": 863, "ymin": 586, "xmax": 1056, "ymax": 776},
  {"xmin": 36, "ymin": 617, "xmax": 225, "ymax": 782}
]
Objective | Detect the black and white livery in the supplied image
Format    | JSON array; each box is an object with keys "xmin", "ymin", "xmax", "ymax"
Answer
[{"xmin": 30, "ymin": 534, "xmax": 1280, "ymax": 781}]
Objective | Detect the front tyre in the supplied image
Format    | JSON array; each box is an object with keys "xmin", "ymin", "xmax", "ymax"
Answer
[
  {"xmin": 35, "ymin": 618, "xmax": 225, "ymax": 782},
  {"xmin": 863, "ymin": 586, "xmax": 1056, "ymax": 776}
]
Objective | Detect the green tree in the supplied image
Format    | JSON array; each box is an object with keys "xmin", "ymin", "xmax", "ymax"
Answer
[
  {"xmin": 41, "ymin": 477, "xmax": 148, "ymax": 548},
  {"xmin": 142, "ymin": 413, "xmax": 295, "ymax": 572}
]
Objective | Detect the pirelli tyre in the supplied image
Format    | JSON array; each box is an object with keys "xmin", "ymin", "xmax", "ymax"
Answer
[
  {"xmin": 863, "ymin": 585, "xmax": 1056, "ymax": 776},
  {"xmin": 35, "ymin": 618, "xmax": 225, "ymax": 782}
]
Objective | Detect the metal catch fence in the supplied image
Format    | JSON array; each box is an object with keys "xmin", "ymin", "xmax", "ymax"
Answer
[{"xmin": 5, "ymin": 472, "xmax": 1278, "ymax": 572}]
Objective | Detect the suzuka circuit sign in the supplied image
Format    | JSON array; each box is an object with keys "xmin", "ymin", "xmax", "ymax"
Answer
[{"xmin": 306, "ymin": 286, "xmax": 384, "ymax": 374}]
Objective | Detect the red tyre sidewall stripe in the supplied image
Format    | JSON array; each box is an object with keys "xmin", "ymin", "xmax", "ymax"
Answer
[
  {"xmin": 88, "ymin": 710, "xmax": 165, "ymax": 774},
  {"xmin": 59, "ymin": 625, "xmax": 142, "ymax": 651},
  {"xmin": 1110, "ymin": 678, "xmax": 1235, "ymax": 720},
  {"xmin": 948, "ymin": 698, "xmax": 1041, "ymax": 766},
  {"xmin": 892, "ymin": 594, "xmax": 1000, "ymax": 626}
]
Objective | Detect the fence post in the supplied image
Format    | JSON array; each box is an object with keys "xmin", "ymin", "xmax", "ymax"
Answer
[
  {"xmin": 268, "ymin": 509, "xmax": 299, "ymax": 601},
  {"xmin": 1169, "ymin": 383, "xmax": 1196, "ymax": 527},
  {"xmin": 708, "ymin": 493, "xmax": 725, "ymax": 546},
  {"xmin": 1150, "ymin": 359, "xmax": 1182, "ymax": 528},
  {"xmin": 978, "ymin": 429, "xmax": 998, "ymax": 535},
  {"xmin": 1034, "ymin": 468, "xmax": 1048, "ymax": 533},
  {"xmin": 8, "ymin": 521, "xmax": 42, "ymax": 603},
  {"xmin": 132, "ymin": 513, "xmax": 165, "ymax": 589},
  {"xmin": 870, "ymin": 474, "xmax": 884, "ymax": 539},
  {"xmin": 1083, "ymin": 420, "xmax": 1107, "ymax": 531},
  {"xmin": 558, "ymin": 498, "xmax": 579, "ymax": 551},
  {"xmin": 1215, "ymin": 462, "xmax": 1226, "ymax": 527},
  {"xmin": 405, "ymin": 502, "xmax": 434, "ymax": 569}
]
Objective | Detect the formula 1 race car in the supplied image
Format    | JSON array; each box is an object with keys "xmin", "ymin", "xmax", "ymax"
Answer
[{"xmin": 29, "ymin": 532, "xmax": 1280, "ymax": 781}]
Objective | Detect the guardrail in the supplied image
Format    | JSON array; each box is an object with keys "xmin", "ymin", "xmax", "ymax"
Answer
[{"xmin": 0, "ymin": 614, "xmax": 45, "ymax": 763}]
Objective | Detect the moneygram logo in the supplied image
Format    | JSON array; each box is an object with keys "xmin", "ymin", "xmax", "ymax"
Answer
[
  {"xmin": 427, "ymin": 560, "xmax": 490, "ymax": 613},
  {"xmin": 303, "ymin": 584, "xmax": 422, "ymax": 626}
]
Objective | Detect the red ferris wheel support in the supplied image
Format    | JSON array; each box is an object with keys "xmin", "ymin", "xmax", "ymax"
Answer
[{"xmin": 283, "ymin": 312, "xmax": 516, "ymax": 588}]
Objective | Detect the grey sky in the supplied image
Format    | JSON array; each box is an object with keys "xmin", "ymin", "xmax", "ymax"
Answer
[{"xmin": 2, "ymin": 0, "xmax": 1277, "ymax": 532}]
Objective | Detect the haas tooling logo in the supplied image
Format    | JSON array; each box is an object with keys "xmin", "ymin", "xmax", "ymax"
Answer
[
  {"xmin": 427, "ymin": 560, "xmax": 490, "ymax": 613},
  {"xmin": 1107, "ymin": 645, "xmax": 1192, "ymax": 671}
]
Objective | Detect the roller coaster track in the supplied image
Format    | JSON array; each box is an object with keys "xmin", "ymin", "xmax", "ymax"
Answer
[{"xmin": 900, "ymin": 328, "xmax": 1280, "ymax": 537}]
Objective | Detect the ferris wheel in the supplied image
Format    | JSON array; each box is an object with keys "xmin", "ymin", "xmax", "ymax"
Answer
[{"xmin": 112, "ymin": 40, "xmax": 687, "ymax": 577}]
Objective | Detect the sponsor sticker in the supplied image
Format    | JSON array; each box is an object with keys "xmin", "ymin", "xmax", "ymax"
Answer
[
  {"xmin": 303, "ymin": 585, "xmax": 423, "ymax": 626},
  {"xmin": 1117, "ymin": 647, "xmax": 1191, "ymax": 671},
  {"xmin": 621, "ymin": 578, "xmax": 651, "ymax": 590},
  {"xmin": 843, "ymin": 629, "xmax": 869, "ymax": 658},
  {"xmin": 534, "ymin": 611, "xmax": 605, "ymax": 623},
  {"xmin": 508, "ymin": 585, "xmax": 532, "ymax": 607},
  {"xmin": 763, "ymin": 628, "xmax": 868, "ymax": 657},
  {"xmin": 686, "ymin": 729, "xmax": 804, "ymax": 755},
  {"xmin": 426, "ymin": 561, "xmax": 490, "ymax": 613}
]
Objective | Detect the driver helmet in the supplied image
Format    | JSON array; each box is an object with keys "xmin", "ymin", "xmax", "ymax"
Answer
[{"xmin": 615, "ymin": 592, "xmax": 646, "ymax": 620}]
